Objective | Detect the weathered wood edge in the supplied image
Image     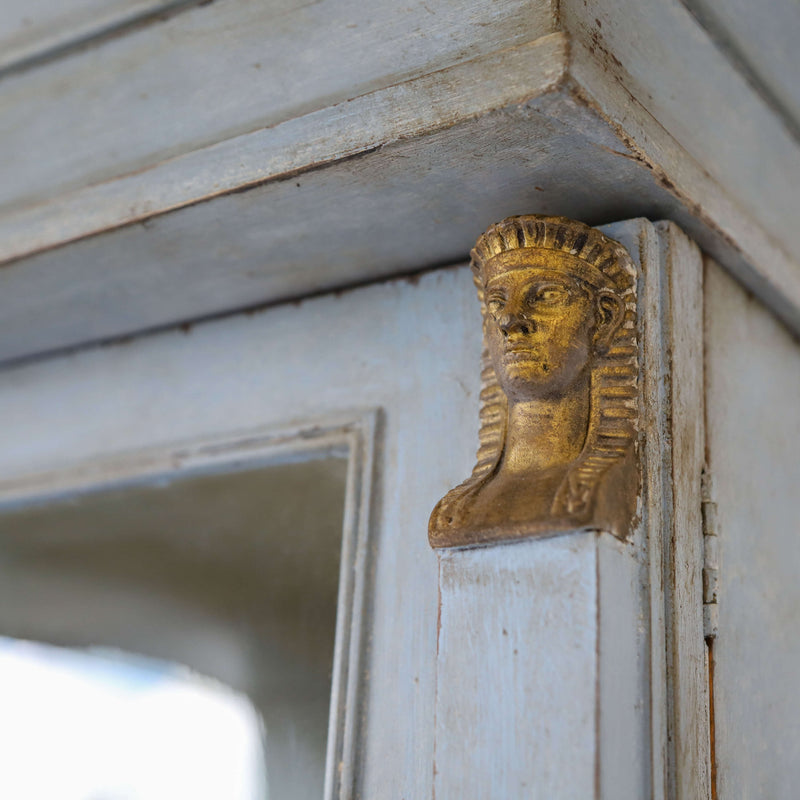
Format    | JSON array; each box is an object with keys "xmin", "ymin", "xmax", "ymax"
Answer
[
  {"xmin": 0, "ymin": 0, "xmax": 184, "ymax": 75},
  {"xmin": 2, "ymin": 29, "xmax": 798, "ymax": 348},
  {"xmin": 0, "ymin": 408, "xmax": 379, "ymax": 800},
  {"xmin": 638, "ymin": 217, "xmax": 670, "ymax": 800},
  {"xmin": 657, "ymin": 221, "xmax": 711, "ymax": 799},
  {"xmin": 567, "ymin": 30, "xmax": 800, "ymax": 337},
  {"xmin": 0, "ymin": 33, "xmax": 569, "ymax": 264}
]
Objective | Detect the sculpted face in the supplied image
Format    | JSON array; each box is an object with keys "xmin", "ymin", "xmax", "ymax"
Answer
[
  {"xmin": 484, "ymin": 266, "xmax": 618, "ymax": 401},
  {"xmin": 429, "ymin": 217, "xmax": 639, "ymax": 549}
]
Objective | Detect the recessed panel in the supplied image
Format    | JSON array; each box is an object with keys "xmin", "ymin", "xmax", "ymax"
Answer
[{"xmin": 0, "ymin": 455, "xmax": 348, "ymax": 799}]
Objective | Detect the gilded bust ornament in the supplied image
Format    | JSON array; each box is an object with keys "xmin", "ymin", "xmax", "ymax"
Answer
[{"xmin": 429, "ymin": 215, "xmax": 639, "ymax": 548}]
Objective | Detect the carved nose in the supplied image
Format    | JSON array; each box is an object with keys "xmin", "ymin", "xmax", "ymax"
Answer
[{"xmin": 499, "ymin": 316, "xmax": 534, "ymax": 337}]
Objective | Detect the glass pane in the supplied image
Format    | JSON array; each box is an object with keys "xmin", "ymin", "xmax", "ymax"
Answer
[
  {"xmin": 0, "ymin": 456, "xmax": 348, "ymax": 799},
  {"xmin": 0, "ymin": 638, "xmax": 267, "ymax": 800}
]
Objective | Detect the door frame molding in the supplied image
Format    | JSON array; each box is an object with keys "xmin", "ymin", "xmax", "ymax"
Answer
[{"xmin": 0, "ymin": 408, "xmax": 380, "ymax": 800}]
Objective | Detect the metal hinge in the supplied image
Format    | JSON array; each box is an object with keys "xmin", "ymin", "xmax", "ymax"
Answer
[{"xmin": 701, "ymin": 468, "xmax": 719, "ymax": 640}]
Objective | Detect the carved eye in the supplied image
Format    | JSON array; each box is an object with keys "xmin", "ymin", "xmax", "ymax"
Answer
[
  {"xmin": 534, "ymin": 285, "xmax": 569, "ymax": 305},
  {"xmin": 486, "ymin": 296, "xmax": 506, "ymax": 316}
]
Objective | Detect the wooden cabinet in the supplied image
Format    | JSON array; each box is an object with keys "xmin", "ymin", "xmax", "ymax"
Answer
[{"xmin": 0, "ymin": 0, "xmax": 798, "ymax": 796}]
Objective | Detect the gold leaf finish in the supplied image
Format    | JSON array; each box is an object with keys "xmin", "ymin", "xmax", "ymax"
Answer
[{"xmin": 429, "ymin": 216, "xmax": 639, "ymax": 548}]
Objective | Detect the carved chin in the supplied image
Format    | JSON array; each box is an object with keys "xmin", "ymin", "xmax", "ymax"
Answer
[
  {"xmin": 498, "ymin": 356, "xmax": 589, "ymax": 399},
  {"xmin": 501, "ymin": 357, "xmax": 549, "ymax": 379},
  {"xmin": 499, "ymin": 360, "xmax": 555, "ymax": 395}
]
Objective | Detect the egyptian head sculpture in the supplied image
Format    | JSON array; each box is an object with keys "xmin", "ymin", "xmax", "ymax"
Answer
[{"xmin": 429, "ymin": 215, "xmax": 639, "ymax": 548}]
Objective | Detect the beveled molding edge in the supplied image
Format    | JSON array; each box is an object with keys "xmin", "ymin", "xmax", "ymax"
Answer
[
  {"xmin": 0, "ymin": 408, "xmax": 381, "ymax": 800},
  {"xmin": 429, "ymin": 215, "xmax": 639, "ymax": 549},
  {"xmin": 0, "ymin": 34, "xmax": 569, "ymax": 266},
  {"xmin": 0, "ymin": 410, "xmax": 377, "ymax": 509}
]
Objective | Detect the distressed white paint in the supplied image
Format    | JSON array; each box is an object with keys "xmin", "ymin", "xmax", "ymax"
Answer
[
  {"xmin": 705, "ymin": 260, "xmax": 800, "ymax": 798},
  {"xmin": 0, "ymin": 0, "xmax": 556, "ymax": 213},
  {"xmin": 655, "ymin": 222, "xmax": 710, "ymax": 800},
  {"xmin": 0, "ymin": 34, "xmax": 568, "ymax": 266},
  {"xmin": 0, "ymin": 265, "xmax": 485, "ymax": 798},
  {"xmin": 433, "ymin": 219, "xmax": 709, "ymax": 798},
  {"xmin": 564, "ymin": 2, "xmax": 800, "ymax": 339},
  {"xmin": 436, "ymin": 534, "xmax": 603, "ymax": 799},
  {"xmin": 0, "ymin": 216, "xmax": 717, "ymax": 794},
  {"xmin": 0, "ymin": 2, "xmax": 796, "ymax": 362},
  {"xmin": 680, "ymin": 0, "xmax": 800, "ymax": 130},
  {"xmin": 0, "ymin": 415, "xmax": 375, "ymax": 800},
  {"xmin": 435, "ymin": 533, "xmax": 648, "ymax": 799},
  {"xmin": 563, "ymin": 0, "xmax": 800, "ymax": 255},
  {"xmin": 597, "ymin": 536, "xmax": 651, "ymax": 798},
  {"xmin": 2, "ymin": 81, "xmax": 795, "ymax": 363},
  {"xmin": 0, "ymin": 0, "xmax": 175, "ymax": 73}
]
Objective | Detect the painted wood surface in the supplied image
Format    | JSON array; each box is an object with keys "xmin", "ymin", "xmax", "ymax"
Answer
[
  {"xmin": 0, "ymin": 0, "xmax": 176, "ymax": 73},
  {"xmin": 2, "ymin": 72, "xmax": 796, "ymax": 365},
  {"xmin": 705, "ymin": 259, "xmax": 800, "ymax": 799},
  {"xmin": 564, "ymin": 0, "xmax": 800, "ymax": 256},
  {"xmin": 0, "ymin": 34, "xmax": 569, "ymax": 269},
  {"xmin": 564, "ymin": 0, "xmax": 800, "ymax": 339},
  {"xmin": 0, "ymin": 0, "xmax": 555, "ymax": 212},
  {"xmin": 436, "ymin": 534, "xmax": 604, "ymax": 798},
  {"xmin": 435, "ymin": 533, "xmax": 649, "ymax": 799},
  {"xmin": 0, "ymin": 2, "xmax": 796, "ymax": 364},
  {"xmin": 0, "ymin": 218, "xmax": 716, "ymax": 795},
  {"xmin": 0, "ymin": 264, "xmax": 485, "ymax": 798},
  {"xmin": 680, "ymin": 0, "xmax": 800, "ymax": 132},
  {"xmin": 655, "ymin": 223, "xmax": 710, "ymax": 800}
]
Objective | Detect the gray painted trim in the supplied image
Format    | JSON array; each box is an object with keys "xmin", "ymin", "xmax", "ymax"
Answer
[
  {"xmin": 0, "ymin": 410, "xmax": 380, "ymax": 800},
  {"xmin": 0, "ymin": 1, "xmax": 199, "ymax": 77},
  {"xmin": 678, "ymin": 0, "xmax": 800, "ymax": 141}
]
